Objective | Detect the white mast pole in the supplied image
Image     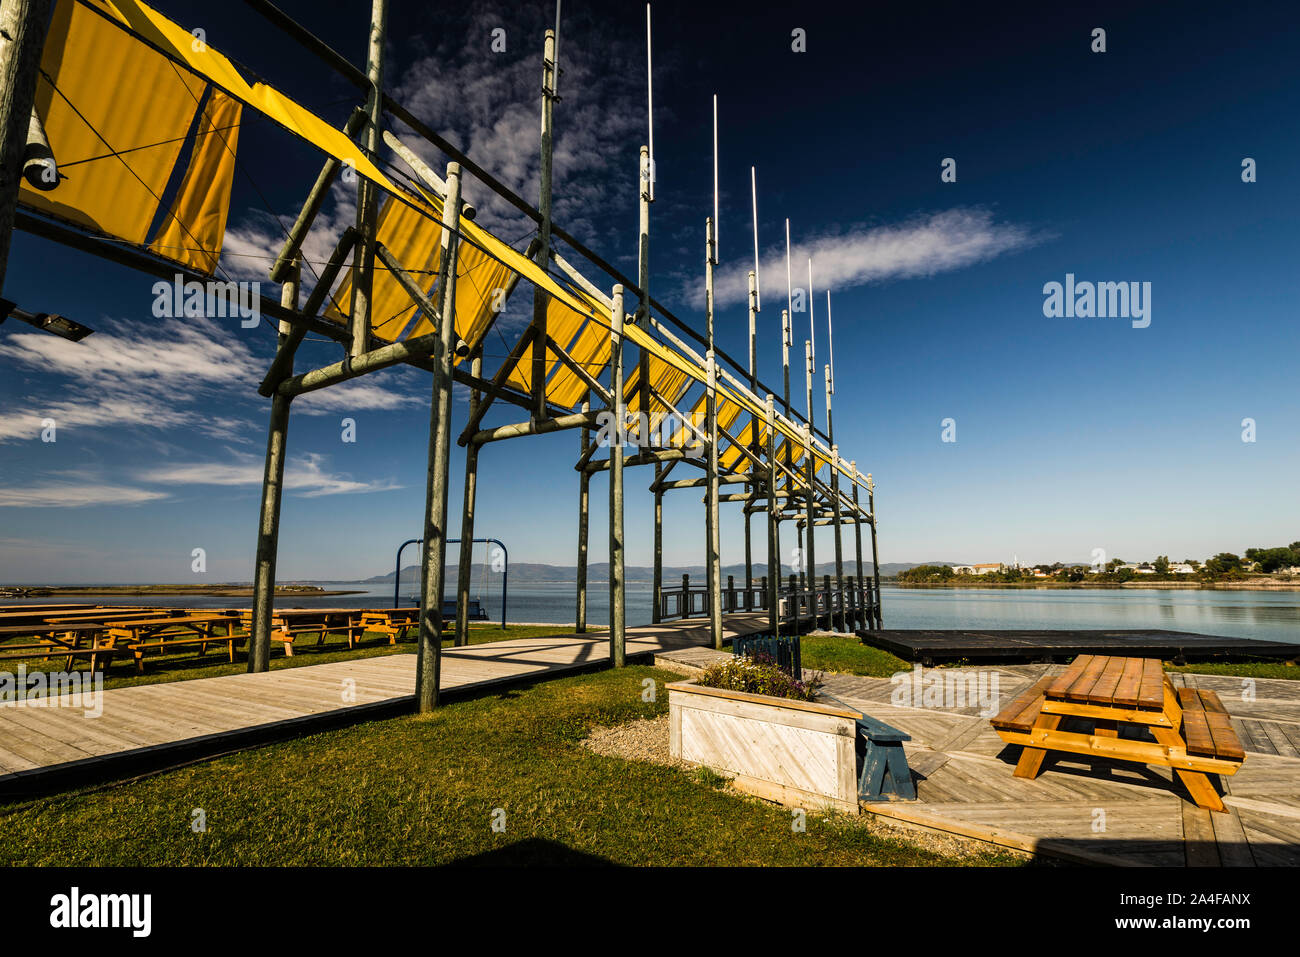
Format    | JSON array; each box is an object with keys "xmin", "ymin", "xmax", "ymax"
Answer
[
  {"xmin": 751, "ymin": 166, "xmax": 760, "ymax": 311},
  {"xmin": 712, "ymin": 94, "xmax": 718, "ymax": 259},
  {"xmin": 826, "ymin": 289, "xmax": 835, "ymax": 395},
  {"xmin": 645, "ymin": 3, "xmax": 655, "ymax": 202}
]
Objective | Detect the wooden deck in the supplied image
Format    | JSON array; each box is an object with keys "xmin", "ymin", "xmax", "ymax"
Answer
[
  {"xmin": 655, "ymin": 644, "xmax": 1300, "ymax": 866},
  {"xmin": 0, "ymin": 613, "xmax": 771, "ymax": 797},
  {"xmin": 859, "ymin": 628, "xmax": 1299, "ymax": 664}
]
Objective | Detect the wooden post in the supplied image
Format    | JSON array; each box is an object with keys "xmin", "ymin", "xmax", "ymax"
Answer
[
  {"xmin": 868, "ymin": 473, "xmax": 882, "ymax": 629},
  {"xmin": 249, "ymin": 260, "xmax": 300, "ymax": 672},
  {"xmin": 796, "ymin": 521, "xmax": 806, "ymax": 599},
  {"xmin": 852, "ymin": 460, "xmax": 867, "ymax": 628},
  {"xmin": 415, "ymin": 161, "xmax": 464, "ymax": 711},
  {"xmin": 0, "ymin": 0, "xmax": 52, "ymax": 293},
  {"xmin": 803, "ymin": 424, "xmax": 816, "ymax": 631},
  {"xmin": 705, "ymin": 350, "xmax": 722, "ymax": 648},
  {"xmin": 764, "ymin": 395, "xmax": 780, "ymax": 637},
  {"xmin": 576, "ymin": 397, "xmax": 590, "ymax": 632},
  {"xmin": 531, "ymin": 28, "xmax": 557, "ymax": 420},
  {"xmin": 454, "ymin": 348, "xmax": 483, "ymax": 647},
  {"xmin": 681, "ymin": 573, "xmax": 691, "ymax": 618},
  {"xmin": 704, "ymin": 216, "xmax": 722, "ymax": 648},
  {"xmin": 743, "ymin": 505, "xmax": 753, "ymax": 609},
  {"xmin": 608, "ymin": 284, "xmax": 626, "ymax": 666},
  {"xmin": 347, "ymin": 0, "xmax": 388, "ymax": 359},
  {"xmin": 636, "ymin": 145, "xmax": 651, "ymax": 405},
  {"xmin": 727, "ymin": 574, "xmax": 735, "ymax": 613},
  {"xmin": 652, "ymin": 462, "xmax": 663, "ymax": 624},
  {"xmin": 830, "ymin": 443, "xmax": 845, "ymax": 632}
]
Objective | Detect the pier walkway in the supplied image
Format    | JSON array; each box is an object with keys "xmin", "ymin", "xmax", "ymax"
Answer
[{"xmin": 0, "ymin": 612, "xmax": 774, "ymax": 796}]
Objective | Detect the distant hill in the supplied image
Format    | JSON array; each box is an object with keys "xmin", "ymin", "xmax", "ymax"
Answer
[{"xmin": 364, "ymin": 560, "xmax": 943, "ymax": 584}]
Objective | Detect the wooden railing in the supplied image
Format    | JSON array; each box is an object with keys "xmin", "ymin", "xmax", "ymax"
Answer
[{"xmin": 658, "ymin": 571, "xmax": 881, "ymax": 631}]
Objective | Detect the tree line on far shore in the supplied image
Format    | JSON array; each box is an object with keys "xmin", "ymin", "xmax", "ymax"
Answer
[{"xmin": 895, "ymin": 541, "xmax": 1300, "ymax": 584}]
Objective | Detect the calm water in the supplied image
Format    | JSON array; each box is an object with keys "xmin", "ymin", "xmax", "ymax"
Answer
[{"xmin": 5, "ymin": 583, "xmax": 1298, "ymax": 643}]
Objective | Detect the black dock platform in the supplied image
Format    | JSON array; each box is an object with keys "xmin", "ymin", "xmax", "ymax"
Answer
[{"xmin": 858, "ymin": 628, "xmax": 1299, "ymax": 664}]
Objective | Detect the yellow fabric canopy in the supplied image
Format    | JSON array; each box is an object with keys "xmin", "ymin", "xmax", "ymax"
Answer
[
  {"xmin": 98, "ymin": 0, "xmax": 400, "ymax": 196},
  {"xmin": 20, "ymin": 0, "xmax": 204, "ymax": 245},
  {"xmin": 149, "ymin": 89, "xmax": 242, "ymax": 271}
]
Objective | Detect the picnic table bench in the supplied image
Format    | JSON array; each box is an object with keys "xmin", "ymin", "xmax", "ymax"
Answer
[
  {"xmin": 104, "ymin": 615, "xmax": 246, "ymax": 673},
  {"xmin": 991, "ymin": 654, "xmax": 1245, "ymax": 812},
  {"xmin": 356, "ymin": 608, "xmax": 419, "ymax": 645}
]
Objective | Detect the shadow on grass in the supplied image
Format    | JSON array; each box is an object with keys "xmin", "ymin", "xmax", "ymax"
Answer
[{"xmin": 449, "ymin": 838, "xmax": 618, "ymax": 866}]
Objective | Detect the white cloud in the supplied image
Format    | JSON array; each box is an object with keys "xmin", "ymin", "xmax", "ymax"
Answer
[
  {"xmin": 705, "ymin": 208, "xmax": 1041, "ymax": 309},
  {"xmin": 140, "ymin": 452, "xmax": 400, "ymax": 498},
  {"xmin": 0, "ymin": 483, "xmax": 169, "ymax": 508}
]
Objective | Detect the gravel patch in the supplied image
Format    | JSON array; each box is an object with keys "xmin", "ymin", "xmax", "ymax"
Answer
[{"xmin": 582, "ymin": 714, "xmax": 684, "ymax": 767}]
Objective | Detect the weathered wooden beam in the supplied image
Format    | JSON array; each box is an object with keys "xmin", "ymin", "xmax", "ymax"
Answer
[
  {"xmin": 270, "ymin": 108, "xmax": 367, "ymax": 283},
  {"xmin": 259, "ymin": 226, "xmax": 358, "ymax": 395},
  {"xmin": 470, "ymin": 409, "xmax": 597, "ymax": 446},
  {"xmin": 415, "ymin": 160, "xmax": 464, "ymax": 712},
  {"xmin": 454, "ymin": 347, "xmax": 483, "ymax": 648},
  {"xmin": 381, "ymin": 128, "xmax": 476, "ymax": 219},
  {"xmin": 0, "ymin": 0, "xmax": 51, "ymax": 293},
  {"xmin": 249, "ymin": 261, "xmax": 300, "ymax": 672},
  {"xmin": 347, "ymin": 0, "xmax": 388, "ymax": 359},
  {"xmin": 576, "ymin": 397, "xmax": 591, "ymax": 633},
  {"xmin": 608, "ymin": 284, "xmax": 626, "ymax": 666}
]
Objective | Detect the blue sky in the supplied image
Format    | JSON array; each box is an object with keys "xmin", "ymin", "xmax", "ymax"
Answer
[{"xmin": 1, "ymin": 0, "xmax": 1297, "ymax": 583}]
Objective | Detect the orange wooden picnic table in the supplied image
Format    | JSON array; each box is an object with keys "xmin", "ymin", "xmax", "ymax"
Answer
[{"xmin": 991, "ymin": 654, "xmax": 1245, "ymax": 812}]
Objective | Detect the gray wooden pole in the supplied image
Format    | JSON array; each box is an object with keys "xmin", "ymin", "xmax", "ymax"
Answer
[
  {"xmin": 652, "ymin": 463, "xmax": 663, "ymax": 624},
  {"xmin": 803, "ymin": 424, "xmax": 816, "ymax": 631},
  {"xmin": 608, "ymin": 285, "xmax": 626, "ymax": 666},
  {"xmin": 705, "ymin": 216, "xmax": 721, "ymax": 647},
  {"xmin": 531, "ymin": 29, "xmax": 557, "ymax": 419},
  {"xmin": 743, "ymin": 505, "xmax": 753, "ymax": 609},
  {"xmin": 347, "ymin": 0, "xmax": 387, "ymax": 359},
  {"xmin": 764, "ymin": 395, "xmax": 780, "ymax": 636},
  {"xmin": 576, "ymin": 396, "xmax": 590, "ymax": 632},
  {"xmin": 0, "ymin": 0, "xmax": 51, "ymax": 293},
  {"xmin": 633, "ymin": 154, "xmax": 650, "ymax": 440},
  {"xmin": 706, "ymin": 351, "xmax": 722, "ymax": 648},
  {"xmin": 453, "ymin": 348, "xmax": 483, "ymax": 647},
  {"xmin": 852, "ymin": 460, "xmax": 866, "ymax": 628},
  {"xmin": 415, "ymin": 161, "xmax": 464, "ymax": 711},
  {"xmin": 249, "ymin": 260, "xmax": 301, "ymax": 672},
  {"xmin": 868, "ymin": 473, "xmax": 883, "ymax": 629}
]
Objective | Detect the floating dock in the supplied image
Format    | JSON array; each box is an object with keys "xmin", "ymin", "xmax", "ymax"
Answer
[{"xmin": 858, "ymin": 629, "xmax": 1299, "ymax": 664}]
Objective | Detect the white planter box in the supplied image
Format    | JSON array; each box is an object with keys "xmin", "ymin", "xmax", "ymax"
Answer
[{"xmin": 667, "ymin": 680, "xmax": 860, "ymax": 814}]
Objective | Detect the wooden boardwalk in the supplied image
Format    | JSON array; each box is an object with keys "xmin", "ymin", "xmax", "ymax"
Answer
[
  {"xmin": 0, "ymin": 613, "xmax": 771, "ymax": 796},
  {"xmin": 859, "ymin": 628, "xmax": 1299, "ymax": 664},
  {"xmin": 656, "ymin": 645, "xmax": 1300, "ymax": 865}
]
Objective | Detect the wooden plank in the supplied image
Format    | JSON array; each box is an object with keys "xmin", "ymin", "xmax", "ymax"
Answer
[
  {"xmin": 1181, "ymin": 709, "xmax": 1215, "ymax": 757},
  {"xmin": 1089, "ymin": 655, "xmax": 1126, "ymax": 704},
  {"xmin": 1113, "ymin": 657, "xmax": 1145, "ymax": 707},
  {"xmin": 1137, "ymin": 658, "xmax": 1164, "ymax": 709},
  {"xmin": 1181, "ymin": 802, "xmax": 1220, "ymax": 865},
  {"xmin": 989, "ymin": 675, "xmax": 1055, "ymax": 732},
  {"xmin": 1046, "ymin": 654, "xmax": 1092, "ymax": 699}
]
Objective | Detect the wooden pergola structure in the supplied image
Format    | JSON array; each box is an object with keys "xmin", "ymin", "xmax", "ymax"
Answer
[{"xmin": 0, "ymin": 0, "xmax": 884, "ymax": 713}]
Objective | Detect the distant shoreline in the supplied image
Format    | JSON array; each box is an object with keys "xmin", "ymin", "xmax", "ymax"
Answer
[
  {"xmin": 888, "ymin": 580, "xmax": 1300, "ymax": 591},
  {"xmin": 1, "ymin": 585, "xmax": 366, "ymax": 598}
]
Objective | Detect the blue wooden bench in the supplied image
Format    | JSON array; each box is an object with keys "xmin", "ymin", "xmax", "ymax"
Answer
[
  {"xmin": 854, "ymin": 712, "xmax": 916, "ymax": 802},
  {"xmin": 820, "ymin": 691, "xmax": 915, "ymax": 801}
]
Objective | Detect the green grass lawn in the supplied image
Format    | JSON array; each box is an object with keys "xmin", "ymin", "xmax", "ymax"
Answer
[
  {"xmin": 802, "ymin": 635, "xmax": 1298, "ymax": 681},
  {"xmin": 0, "ymin": 666, "xmax": 1023, "ymax": 866},
  {"xmin": 800, "ymin": 635, "xmax": 911, "ymax": 677},
  {"xmin": 0, "ymin": 623, "xmax": 576, "ymax": 692},
  {"xmin": 1165, "ymin": 660, "xmax": 1300, "ymax": 680}
]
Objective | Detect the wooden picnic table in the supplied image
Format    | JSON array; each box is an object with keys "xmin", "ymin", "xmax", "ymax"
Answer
[
  {"xmin": 104, "ymin": 614, "xmax": 246, "ymax": 673},
  {"xmin": 991, "ymin": 654, "xmax": 1245, "ymax": 812}
]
